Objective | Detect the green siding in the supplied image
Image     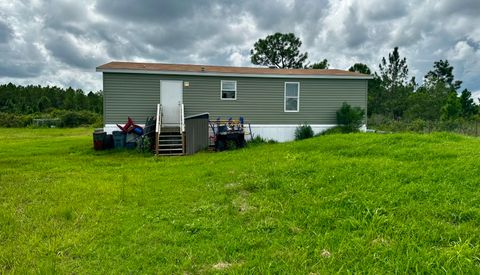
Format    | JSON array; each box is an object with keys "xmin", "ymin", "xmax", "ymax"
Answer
[{"xmin": 103, "ymin": 72, "xmax": 367, "ymax": 125}]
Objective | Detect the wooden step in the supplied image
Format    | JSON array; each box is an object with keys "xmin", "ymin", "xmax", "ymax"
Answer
[
  {"xmin": 158, "ymin": 148, "xmax": 183, "ymax": 152},
  {"xmin": 159, "ymin": 136, "xmax": 182, "ymax": 139},
  {"xmin": 160, "ymin": 126, "xmax": 180, "ymax": 131},
  {"xmin": 160, "ymin": 133, "xmax": 182, "ymax": 137},
  {"xmin": 159, "ymin": 144, "xmax": 182, "ymax": 147},
  {"xmin": 159, "ymin": 140, "xmax": 182, "ymax": 143}
]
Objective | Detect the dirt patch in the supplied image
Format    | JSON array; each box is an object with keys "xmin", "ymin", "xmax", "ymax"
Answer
[
  {"xmin": 321, "ymin": 249, "xmax": 331, "ymax": 258},
  {"xmin": 212, "ymin": 262, "xmax": 232, "ymax": 270}
]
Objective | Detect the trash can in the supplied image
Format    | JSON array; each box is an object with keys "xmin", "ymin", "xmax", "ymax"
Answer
[
  {"xmin": 125, "ymin": 133, "xmax": 138, "ymax": 149},
  {"xmin": 93, "ymin": 131, "xmax": 106, "ymax": 150},
  {"xmin": 112, "ymin": 131, "xmax": 126, "ymax": 148},
  {"xmin": 104, "ymin": 134, "xmax": 114, "ymax": 149}
]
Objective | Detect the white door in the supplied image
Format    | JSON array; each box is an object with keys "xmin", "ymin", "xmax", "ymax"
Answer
[{"xmin": 160, "ymin": 80, "xmax": 183, "ymax": 126}]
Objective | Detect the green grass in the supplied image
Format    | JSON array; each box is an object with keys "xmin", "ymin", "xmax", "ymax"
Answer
[{"xmin": 1, "ymin": 128, "xmax": 480, "ymax": 273}]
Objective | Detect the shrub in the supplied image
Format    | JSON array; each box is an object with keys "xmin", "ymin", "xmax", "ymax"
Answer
[
  {"xmin": 0, "ymin": 112, "xmax": 33, "ymax": 127},
  {"xmin": 0, "ymin": 109, "xmax": 102, "ymax": 128},
  {"xmin": 295, "ymin": 124, "xmax": 314, "ymax": 140},
  {"xmin": 336, "ymin": 102, "xmax": 365, "ymax": 132},
  {"xmin": 408, "ymin": 119, "xmax": 428, "ymax": 132},
  {"xmin": 50, "ymin": 109, "xmax": 102, "ymax": 127},
  {"xmin": 439, "ymin": 118, "xmax": 464, "ymax": 132}
]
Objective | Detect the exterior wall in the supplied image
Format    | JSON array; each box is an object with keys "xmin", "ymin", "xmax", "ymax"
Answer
[{"xmin": 103, "ymin": 72, "xmax": 367, "ymax": 126}]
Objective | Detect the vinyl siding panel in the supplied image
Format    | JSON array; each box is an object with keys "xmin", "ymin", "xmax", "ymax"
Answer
[{"xmin": 103, "ymin": 72, "xmax": 367, "ymax": 125}]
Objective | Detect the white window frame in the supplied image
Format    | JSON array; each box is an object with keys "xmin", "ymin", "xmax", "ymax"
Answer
[
  {"xmin": 284, "ymin": 82, "xmax": 300, "ymax": 112},
  {"xmin": 220, "ymin": 80, "xmax": 237, "ymax": 100}
]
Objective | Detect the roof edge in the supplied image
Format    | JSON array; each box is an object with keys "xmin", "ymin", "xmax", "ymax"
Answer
[{"xmin": 96, "ymin": 68, "xmax": 374, "ymax": 80}]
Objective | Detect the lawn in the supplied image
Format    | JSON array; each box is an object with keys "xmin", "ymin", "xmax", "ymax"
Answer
[{"xmin": 1, "ymin": 128, "xmax": 480, "ymax": 273}]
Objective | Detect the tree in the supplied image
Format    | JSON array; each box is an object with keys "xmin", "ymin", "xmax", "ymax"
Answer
[
  {"xmin": 0, "ymin": 83, "xmax": 103, "ymax": 115},
  {"xmin": 424, "ymin": 60, "xmax": 462, "ymax": 90},
  {"xmin": 336, "ymin": 102, "xmax": 365, "ymax": 132},
  {"xmin": 308, "ymin": 59, "xmax": 329, "ymax": 69},
  {"xmin": 375, "ymin": 47, "xmax": 413, "ymax": 119},
  {"xmin": 250, "ymin": 32, "xmax": 308, "ymax": 68},
  {"xmin": 87, "ymin": 91, "xmax": 103, "ymax": 113},
  {"xmin": 441, "ymin": 92, "xmax": 462, "ymax": 121},
  {"xmin": 37, "ymin": 96, "xmax": 52, "ymax": 112},
  {"xmin": 348, "ymin": 63, "xmax": 372, "ymax": 75},
  {"xmin": 378, "ymin": 47, "xmax": 409, "ymax": 89},
  {"xmin": 405, "ymin": 60, "xmax": 466, "ymax": 122},
  {"xmin": 366, "ymin": 76, "xmax": 383, "ymax": 117},
  {"xmin": 459, "ymin": 89, "xmax": 477, "ymax": 119},
  {"xmin": 405, "ymin": 82, "xmax": 450, "ymax": 121}
]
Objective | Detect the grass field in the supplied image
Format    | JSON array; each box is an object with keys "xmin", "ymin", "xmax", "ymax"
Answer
[{"xmin": 1, "ymin": 128, "xmax": 480, "ymax": 273}]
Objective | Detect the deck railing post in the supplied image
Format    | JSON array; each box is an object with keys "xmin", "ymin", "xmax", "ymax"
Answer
[
  {"xmin": 180, "ymin": 103, "xmax": 185, "ymax": 155},
  {"xmin": 181, "ymin": 103, "xmax": 185, "ymax": 132},
  {"xmin": 155, "ymin": 104, "xmax": 162, "ymax": 155},
  {"xmin": 155, "ymin": 104, "xmax": 160, "ymax": 133}
]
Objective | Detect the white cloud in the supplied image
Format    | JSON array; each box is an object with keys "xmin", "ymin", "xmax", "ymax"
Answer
[
  {"xmin": 472, "ymin": 90, "xmax": 480, "ymax": 104},
  {"xmin": 0, "ymin": 0, "xmax": 479, "ymax": 94},
  {"xmin": 449, "ymin": 41, "xmax": 476, "ymax": 61},
  {"xmin": 228, "ymin": 52, "xmax": 249, "ymax": 67}
]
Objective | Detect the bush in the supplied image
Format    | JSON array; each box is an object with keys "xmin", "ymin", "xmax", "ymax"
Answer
[
  {"xmin": 295, "ymin": 124, "xmax": 314, "ymax": 140},
  {"xmin": 0, "ymin": 109, "xmax": 102, "ymax": 128},
  {"xmin": 50, "ymin": 109, "xmax": 102, "ymax": 127},
  {"xmin": 336, "ymin": 102, "xmax": 365, "ymax": 132},
  {"xmin": 439, "ymin": 118, "xmax": 464, "ymax": 132},
  {"xmin": 0, "ymin": 112, "xmax": 33, "ymax": 127},
  {"xmin": 408, "ymin": 119, "xmax": 428, "ymax": 132},
  {"xmin": 368, "ymin": 114, "xmax": 480, "ymax": 136}
]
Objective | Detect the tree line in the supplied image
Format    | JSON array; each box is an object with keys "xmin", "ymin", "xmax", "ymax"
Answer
[
  {"xmin": 0, "ymin": 83, "xmax": 103, "ymax": 127},
  {"xmin": 251, "ymin": 33, "xmax": 479, "ymax": 132},
  {"xmin": 0, "ymin": 83, "xmax": 102, "ymax": 114}
]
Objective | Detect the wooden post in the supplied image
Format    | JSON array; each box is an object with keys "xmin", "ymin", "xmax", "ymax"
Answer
[{"xmin": 182, "ymin": 132, "xmax": 186, "ymax": 155}]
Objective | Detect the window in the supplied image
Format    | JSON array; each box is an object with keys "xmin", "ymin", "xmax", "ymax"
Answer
[
  {"xmin": 284, "ymin": 82, "xmax": 299, "ymax": 112},
  {"xmin": 221, "ymin": 80, "xmax": 237, "ymax": 100}
]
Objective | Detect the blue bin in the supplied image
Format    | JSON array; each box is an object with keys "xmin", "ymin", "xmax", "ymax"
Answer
[{"xmin": 112, "ymin": 131, "xmax": 126, "ymax": 148}]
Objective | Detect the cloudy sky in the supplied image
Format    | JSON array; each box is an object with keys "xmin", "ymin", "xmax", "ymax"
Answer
[{"xmin": 1, "ymin": 0, "xmax": 479, "ymax": 98}]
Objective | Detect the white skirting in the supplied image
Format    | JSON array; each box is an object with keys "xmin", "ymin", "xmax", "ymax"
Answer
[
  {"xmin": 247, "ymin": 124, "xmax": 336, "ymax": 142},
  {"xmin": 104, "ymin": 123, "xmax": 366, "ymax": 142}
]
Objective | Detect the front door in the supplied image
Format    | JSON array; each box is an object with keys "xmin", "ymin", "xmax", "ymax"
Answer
[{"xmin": 160, "ymin": 80, "xmax": 183, "ymax": 126}]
